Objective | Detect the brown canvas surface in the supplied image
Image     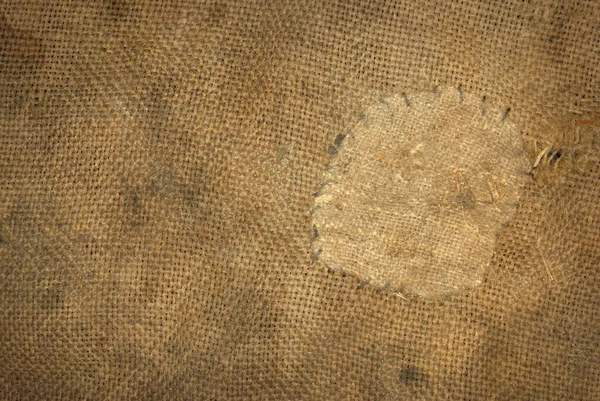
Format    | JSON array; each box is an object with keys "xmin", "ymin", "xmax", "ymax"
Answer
[{"xmin": 1, "ymin": 0, "xmax": 599, "ymax": 399}]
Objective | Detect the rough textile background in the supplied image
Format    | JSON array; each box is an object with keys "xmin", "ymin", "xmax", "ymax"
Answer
[{"xmin": 0, "ymin": 0, "xmax": 599, "ymax": 400}]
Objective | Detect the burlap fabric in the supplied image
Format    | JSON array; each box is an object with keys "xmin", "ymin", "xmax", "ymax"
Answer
[{"xmin": 1, "ymin": 1, "xmax": 599, "ymax": 400}]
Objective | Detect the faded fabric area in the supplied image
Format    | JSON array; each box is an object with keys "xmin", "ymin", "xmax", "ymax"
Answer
[
  {"xmin": 0, "ymin": 0, "xmax": 599, "ymax": 400},
  {"xmin": 313, "ymin": 87, "xmax": 530, "ymax": 298}
]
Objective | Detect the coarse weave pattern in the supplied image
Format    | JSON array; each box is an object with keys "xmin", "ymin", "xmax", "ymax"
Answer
[{"xmin": 1, "ymin": 1, "xmax": 599, "ymax": 400}]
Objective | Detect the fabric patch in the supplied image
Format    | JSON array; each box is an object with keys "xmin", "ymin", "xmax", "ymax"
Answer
[{"xmin": 313, "ymin": 87, "xmax": 530, "ymax": 298}]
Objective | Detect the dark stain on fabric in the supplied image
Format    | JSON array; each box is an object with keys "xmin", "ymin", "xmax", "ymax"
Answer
[
  {"xmin": 39, "ymin": 283, "xmax": 66, "ymax": 310},
  {"xmin": 457, "ymin": 188, "xmax": 477, "ymax": 210},
  {"xmin": 182, "ymin": 186, "xmax": 199, "ymax": 205},
  {"xmin": 149, "ymin": 353, "xmax": 213, "ymax": 400},
  {"xmin": 104, "ymin": 0, "xmax": 135, "ymax": 22},
  {"xmin": 398, "ymin": 364, "xmax": 428, "ymax": 385},
  {"xmin": 206, "ymin": 2, "xmax": 229, "ymax": 27},
  {"xmin": 119, "ymin": 159, "xmax": 213, "ymax": 232},
  {"xmin": 0, "ymin": 200, "xmax": 83, "ymax": 310},
  {"xmin": 0, "ymin": 14, "xmax": 45, "ymax": 120},
  {"xmin": 541, "ymin": 4, "xmax": 573, "ymax": 65},
  {"xmin": 147, "ymin": 167, "xmax": 175, "ymax": 200},
  {"xmin": 121, "ymin": 189, "xmax": 149, "ymax": 228},
  {"xmin": 140, "ymin": 85, "xmax": 172, "ymax": 143},
  {"xmin": 218, "ymin": 286, "xmax": 281, "ymax": 357}
]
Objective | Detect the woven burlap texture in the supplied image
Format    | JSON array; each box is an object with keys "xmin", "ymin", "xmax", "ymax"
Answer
[{"xmin": 1, "ymin": 1, "xmax": 599, "ymax": 400}]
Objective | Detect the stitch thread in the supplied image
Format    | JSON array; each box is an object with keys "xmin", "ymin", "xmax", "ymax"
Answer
[
  {"xmin": 314, "ymin": 181, "xmax": 329, "ymax": 197},
  {"xmin": 334, "ymin": 134, "xmax": 346, "ymax": 147},
  {"xmin": 311, "ymin": 249, "xmax": 322, "ymax": 264},
  {"xmin": 402, "ymin": 92, "xmax": 411, "ymax": 107},
  {"xmin": 357, "ymin": 278, "xmax": 371, "ymax": 290}
]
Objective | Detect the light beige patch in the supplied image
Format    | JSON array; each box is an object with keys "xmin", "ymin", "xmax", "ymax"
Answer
[{"xmin": 313, "ymin": 87, "xmax": 530, "ymax": 298}]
